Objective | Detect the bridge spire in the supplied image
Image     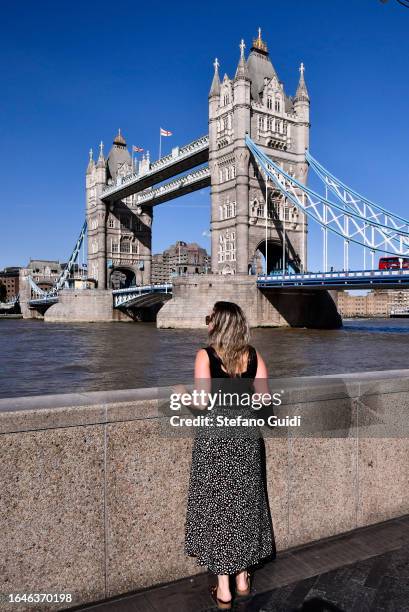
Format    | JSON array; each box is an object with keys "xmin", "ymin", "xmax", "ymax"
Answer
[
  {"xmin": 86, "ymin": 148, "xmax": 95, "ymax": 174},
  {"xmin": 235, "ymin": 39, "xmax": 250, "ymax": 80},
  {"xmin": 295, "ymin": 61, "xmax": 309, "ymax": 102},
  {"xmin": 251, "ymin": 27, "xmax": 268, "ymax": 54},
  {"xmin": 113, "ymin": 128, "xmax": 126, "ymax": 146},
  {"xmin": 96, "ymin": 141, "xmax": 105, "ymax": 168},
  {"xmin": 209, "ymin": 57, "xmax": 221, "ymax": 97}
]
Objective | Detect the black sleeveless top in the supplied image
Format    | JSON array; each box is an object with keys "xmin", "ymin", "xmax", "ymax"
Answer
[{"xmin": 203, "ymin": 345, "xmax": 258, "ymax": 379}]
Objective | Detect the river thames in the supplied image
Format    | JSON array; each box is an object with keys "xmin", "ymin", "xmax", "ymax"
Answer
[{"xmin": 1, "ymin": 318, "xmax": 409, "ymax": 399}]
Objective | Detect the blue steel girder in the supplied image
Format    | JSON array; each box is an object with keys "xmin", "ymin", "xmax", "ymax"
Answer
[
  {"xmin": 246, "ymin": 136, "xmax": 409, "ymax": 257},
  {"xmin": 257, "ymin": 269, "xmax": 409, "ymax": 290},
  {"xmin": 306, "ymin": 151, "xmax": 409, "ymax": 228},
  {"xmin": 101, "ymin": 136, "xmax": 209, "ymax": 202},
  {"xmin": 27, "ymin": 220, "xmax": 87, "ymax": 299},
  {"xmin": 134, "ymin": 167, "xmax": 210, "ymax": 207},
  {"xmin": 113, "ymin": 284, "xmax": 173, "ymax": 308}
]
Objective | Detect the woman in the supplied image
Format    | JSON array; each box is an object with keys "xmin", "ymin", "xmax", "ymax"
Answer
[{"xmin": 184, "ymin": 301, "xmax": 275, "ymax": 610}]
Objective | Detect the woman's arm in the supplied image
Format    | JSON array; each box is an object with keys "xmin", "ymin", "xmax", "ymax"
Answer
[
  {"xmin": 254, "ymin": 350, "xmax": 270, "ymax": 395},
  {"xmin": 193, "ymin": 349, "xmax": 211, "ymax": 410}
]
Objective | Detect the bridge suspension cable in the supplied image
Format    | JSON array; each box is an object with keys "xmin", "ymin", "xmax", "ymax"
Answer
[
  {"xmin": 306, "ymin": 150, "xmax": 409, "ymax": 228},
  {"xmin": 28, "ymin": 220, "xmax": 87, "ymax": 298},
  {"xmin": 246, "ymin": 137, "xmax": 409, "ymax": 270}
]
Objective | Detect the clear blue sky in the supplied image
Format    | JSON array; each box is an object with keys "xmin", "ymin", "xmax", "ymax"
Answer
[{"xmin": 1, "ymin": 0, "xmax": 408, "ymax": 271}]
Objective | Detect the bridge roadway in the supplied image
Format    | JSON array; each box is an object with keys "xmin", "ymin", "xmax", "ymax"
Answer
[
  {"xmin": 27, "ymin": 269, "xmax": 409, "ymax": 310},
  {"xmin": 101, "ymin": 135, "xmax": 209, "ymax": 202},
  {"xmin": 257, "ymin": 268, "xmax": 409, "ymax": 290},
  {"xmin": 133, "ymin": 167, "xmax": 210, "ymax": 207}
]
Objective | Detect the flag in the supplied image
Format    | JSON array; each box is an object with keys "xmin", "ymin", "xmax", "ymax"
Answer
[
  {"xmin": 160, "ymin": 128, "xmax": 173, "ymax": 136},
  {"xmin": 132, "ymin": 145, "xmax": 144, "ymax": 152}
]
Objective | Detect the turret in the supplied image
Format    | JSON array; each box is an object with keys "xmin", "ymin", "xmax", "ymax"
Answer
[
  {"xmin": 95, "ymin": 141, "xmax": 106, "ymax": 189},
  {"xmin": 294, "ymin": 62, "xmax": 310, "ymax": 153},
  {"xmin": 86, "ymin": 148, "xmax": 95, "ymax": 175},
  {"xmin": 233, "ymin": 39, "xmax": 250, "ymax": 136}
]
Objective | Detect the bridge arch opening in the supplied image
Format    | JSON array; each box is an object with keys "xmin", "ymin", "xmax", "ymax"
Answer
[
  {"xmin": 109, "ymin": 267, "xmax": 137, "ymax": 289},
  {"xmin": 253, "ymin": 240, "xmax": 299, "ymax": 275}
]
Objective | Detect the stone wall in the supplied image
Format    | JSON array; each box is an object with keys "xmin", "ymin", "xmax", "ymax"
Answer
[
  {"xmin": 0, "ymin": 370, "xmax": 409, "ymax": 609},
  {"xmin": 157, "ymin": 274, "xmax": 342, "ymax": 329},
  {"xmin": 44, "ymin": 289, "xmax": 127, "ymax": 322}
]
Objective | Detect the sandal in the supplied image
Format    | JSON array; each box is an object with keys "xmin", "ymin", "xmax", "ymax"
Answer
[
  {"xmin": 235, "ymin": 569, "xmax": 252, "ymax": 597},
  {"xmin": 209, "ymin": 584, "xmax": 232, "ymax": 610}
]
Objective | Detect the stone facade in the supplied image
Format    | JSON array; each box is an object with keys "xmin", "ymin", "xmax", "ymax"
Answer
[
  {"xmin": 157, "ymin": 275, "xmax": 341, "ymax": 329},
  {"xmin": 151, "ymin": 241, "xmax": 210, "ymax": 284},
  {"xmin": 86, "ymin": 131, "xmax": 152, "ymax": 289},
  {"xmin": 209, "ymin": 30, "xmax": 310, "ymax": 276}
]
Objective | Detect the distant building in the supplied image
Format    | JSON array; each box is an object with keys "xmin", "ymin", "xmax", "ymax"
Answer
[
  {"xmin": 337, "ymin": 289, "xmax": 409, "ymax": 318},
  {"xmin": 27, "ymin": 259, "xmax": 63, "ymax": 292},
  {"xmin": 0, "ymin": 267, "xmax": 21, "ymax": 299},
  {"xmin": 152, "ymin": 241, "xmax": 210, "ymax": 284}
]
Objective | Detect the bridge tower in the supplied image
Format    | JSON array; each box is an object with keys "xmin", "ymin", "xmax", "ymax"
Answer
[
  {"xmin": 208, "ymin": 29, "xmax": 310, "ymax": 275},
  {"xmin": 86, "ymin": 130, "xmax": 153, "ymax": 289}
]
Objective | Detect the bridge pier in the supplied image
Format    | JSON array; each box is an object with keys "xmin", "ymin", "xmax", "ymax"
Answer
[
  {"xmin": 43, "ymin": 289, "xmax": 123, "ymax": 322},
  {"xmin": 18, "ymin": 268, "xmax": 43, "ymax": 319},
  {"xmin": 157, "ymin": 275, "xmax": 342, "ymax": 329}
]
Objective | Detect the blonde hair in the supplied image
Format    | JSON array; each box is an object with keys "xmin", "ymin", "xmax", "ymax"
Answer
[{"xmin": 208, "ymin": 301, "xmax": 250, "ymax": 377}]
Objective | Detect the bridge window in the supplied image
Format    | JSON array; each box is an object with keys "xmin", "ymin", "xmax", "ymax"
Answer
[
  {"xmin": 267, "ymin": 117, "xmax": 273, "ymax": 131},
  {"xmin": 131, "ymin": 243, "xmax": 139, "ymax": 254},
  {"xmin": 218, "ymin": 231, "xmax": 236, "ymax": 263},
  {"xmin": 112, "ymin": 243, "xmax": 119, "ymax": 253},
  {"xmin": 257, "ymin": 201, "xmax": 264, "ymax": 217},
  {"xmin": 121, "ymin": 242, "xmax": 130, "ymax": 253},
  {"xmin": 108, "ymin": 216, "xmax": 114, "ymax": 228},
  {"xmin": 223, "ymin": 94, "xmax": 230, "ymax": 105},
  {"xmin": 275, "ymin": 98, "xmax": 281, "ymax": 112},
  {"xmin": 267, "ymin": 96, "xmax": 272, "ymax": 110},
  {"xmin": 258, "ymin": 116, "xmax": 264, "ymax": 131}
]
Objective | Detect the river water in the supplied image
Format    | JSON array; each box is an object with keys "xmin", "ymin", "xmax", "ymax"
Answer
[{"xmin": 1, "ymin": 318, "xmax": 409, "ymax": 399}]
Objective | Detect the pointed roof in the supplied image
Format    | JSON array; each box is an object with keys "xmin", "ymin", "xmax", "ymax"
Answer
[
  {"xmin": 209, "ymin": 58, "xmax": 221, "ymax": 97},
  {"xmin": 96, "ymin": 141, "xmax": 105, "ymax": 169},
  {"xmin": 113, "ymin": 128, "xmax": 126, "ymax": 146},
  {"xmin": 246, "ymin": 28, "xmax": 278, "ymax": 101},
  {"xmin": 86, "ymin": 148, "xmax": 95, "ymax": 174},
  {"xmin": 107, "ymin": 129, "xmax": 131, "ymax": 179},
  {"xmin": 235, "ymin": 39, "xmax": 250, "ymax": 80},
  {"xmin": 295, "ymin": 62, "xmax": 310, "ymax": 102}
]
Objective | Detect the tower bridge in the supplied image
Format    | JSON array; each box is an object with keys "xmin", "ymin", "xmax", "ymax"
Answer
[{"xmin": 18, "ymin": 29, "xmax": 409, "ymax": 327}]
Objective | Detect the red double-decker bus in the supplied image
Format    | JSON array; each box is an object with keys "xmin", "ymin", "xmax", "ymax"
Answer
[{"xmin": 379, "ymin": 257, "xmax": 409, "ymax": 270}]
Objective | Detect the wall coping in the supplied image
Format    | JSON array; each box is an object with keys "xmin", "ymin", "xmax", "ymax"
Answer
[{"xmin": 1, "ymin": 368, "xmax": 409, "ymax": 435}]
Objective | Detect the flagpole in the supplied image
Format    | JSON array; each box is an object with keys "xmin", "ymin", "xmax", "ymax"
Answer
[
  {"xmin": 132, "ymin": 147, "xmax": 134, "ymax": 172},
  {"xmin": 159, "ymin": 129, "xmax": 162, "ymax": 159}
]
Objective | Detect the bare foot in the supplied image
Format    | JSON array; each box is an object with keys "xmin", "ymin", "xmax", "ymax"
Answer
[
  {"xmin": 235, "ymin": 570, "xmax": 249, "ymax": 591},
  {"xmin": 217, "ymin": 585, "xmax": 232, "ymax": 602}
]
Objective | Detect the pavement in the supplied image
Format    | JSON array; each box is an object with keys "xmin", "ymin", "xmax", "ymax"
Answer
[{"xmin": 71, "ymin": 514, "xmax": 409, "ymax": 612}]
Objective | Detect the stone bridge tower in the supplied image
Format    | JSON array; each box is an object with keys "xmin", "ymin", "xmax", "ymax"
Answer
[
  {"xmin": 208, "ymin": 29, "xmax": 310, "ymax": 275},
  {"xmin": 86, "ymin": 130, "xmax": 153, "ymax": 289}
]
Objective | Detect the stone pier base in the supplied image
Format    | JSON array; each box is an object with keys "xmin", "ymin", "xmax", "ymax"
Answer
[
  {"xmin": 157, "ymin": 275, "xmax": 342, "ymax": 329},
  {"xmin": 44, "ymin": 290, "xmax": 126, "ymax": 322}
]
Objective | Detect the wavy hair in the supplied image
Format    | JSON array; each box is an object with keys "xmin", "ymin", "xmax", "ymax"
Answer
[{"xmin": 208, "ymin": 301, "xmax": 250, "ymax": 377}]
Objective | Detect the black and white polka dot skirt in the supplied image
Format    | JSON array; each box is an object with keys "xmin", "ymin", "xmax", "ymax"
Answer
[{"xmin": 184, "ymin": 424, "xmax": 274, "ymax": 575}]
